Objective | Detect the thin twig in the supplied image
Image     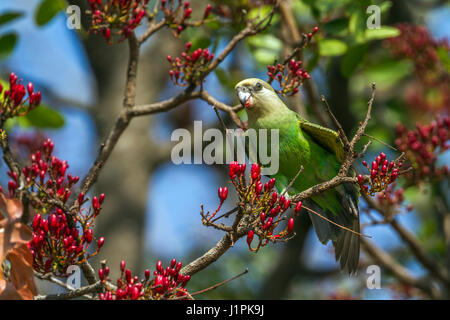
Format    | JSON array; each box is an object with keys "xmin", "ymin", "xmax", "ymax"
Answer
[
  {"xmin": 363, "ymin": 133, "xmax": 398, "ymax": 151},
  {"xmin": 302, "ymin": 205, "xmax": 370, "ymax": 238},
  {"xmin": 281, "ymin": 165, "xmax": 304, "ymax": 197},
  {"xmin": 190, "ymin": 268, "xmax": 249, "ymax": 296},
  {"xmin": 210, "ymin": 206, "xmax": 238, "ymax": 223},
  {"xmin": 321, "ymin": 95, "xmax": 350, "ymax": 147},
  {"xmin": 34, "ymin": 281, "xmax": 102, "ymax": 300},
  {"xmin": 212, "ymin": 105, "xmax": 228, "ymax": 132}
]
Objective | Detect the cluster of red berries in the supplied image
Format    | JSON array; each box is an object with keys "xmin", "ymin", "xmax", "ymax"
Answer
[
  {"xmin": 19, "ymin": 138, "xmax": 106, "ymax": 215},
  {"xmin": 403, "ymin": 82, "xmax": 449, "ymax": 113},
  {"xmin": 207, "ymin": 162, "xmax": 300, "ymax": 252},
  {"xmin": 88, "ymin": 0, "xmax": 149, "ymax": 43},
  {"xmin": 28, "ymin": 210, "xmax": 104, "ymax": 277},
  {"xmin": 395, "ymin": 118, "xmax": 449, "ymax": 181},
  {"xmin": 161, "ymin": 0, "xmax": 212, "ymax": 36},
  {"xmin": 9, "ymin": 138, "xmax": 107, "ymax": 276},
  {"xmin": 267, "ymin": 58, "xmax": 312, "ymax": 96},
  {"xmin": 0, "ymin": 72, "xmax": 41, "ymax": 118},
  {"xmin": 167, "ymin": 42, "xmax": 214, "ymax": 86},
  {"xmin": 384, "ymin": 23, "xmax": 449, "ymax": 85},
  {"xmin": 99, "ymin": 259, "xmax": 191, "ymax": 300},
  {"xmin": 357, "ymin": 152, "xmax": 404, "ymax": 195}
]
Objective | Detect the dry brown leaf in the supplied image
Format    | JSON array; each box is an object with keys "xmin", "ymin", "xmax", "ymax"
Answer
[{"xmin": 0, "ymin": 193, "xmax": 37, "ymax": 300}]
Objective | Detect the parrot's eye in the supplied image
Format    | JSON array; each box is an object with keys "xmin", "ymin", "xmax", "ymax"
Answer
[{"xmin": 254, "ymin": 83, "xmax": 263, "ymax": 91}]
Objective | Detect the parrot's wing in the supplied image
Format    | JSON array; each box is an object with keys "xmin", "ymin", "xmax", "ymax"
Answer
[
  {"xmin": 297, "ymin": 116, "xmax": 345, "ymax": 162},
  {"xmin": 296, "ymin": 115, "xmax": 360, "ymax": 275}
]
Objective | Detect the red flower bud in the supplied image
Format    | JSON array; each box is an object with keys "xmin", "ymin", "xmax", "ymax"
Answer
[
  {"xmin": 246, "ymin": 230, "xmax": 254, "ymax": 247},
  {"xmin": 92, "ymin": 196, "xmax": 100, "ymax": 210},
  {"xmin": 283, "ymin": 199, "xmax": 290, "ymax": 210},
  {"xmin": 85, "ymin": 229, "xmax": 93, "ymax": 243},
  {"xmin": 97, "ymin": 236, "xmax": 105, "ymax": 248},
  {"xmin": 184, "ymin": 7, "xmax": 192, "ymax": 19},
  {"xmin": 32, "ymin": 214, "xmax": 41, "ymax": 231},
  {"xmin": 78, "ymin": 192, "xmax": 85, "ymax": 205},
  {"xmin": 287, "ymin": 218, "xmax": 295, "ymax": 233},
  {"xmin": 251, "ymin": 163, "xmax": 260, "ymax": 180},
  {"xmin": 294, "ymin": 201, "xmax": 302, "ymax": 213},
  {"xmin": 357, "ymin": 174, "xmax": 364, "ymax": 184},
  {"xmin": 272, "ymin": 192, "xmax": 278, "ymax": 203},
  {"xmin": 156, "ymin": 260, "xmax": 163, "ymax": 272},
  {"xmin": 99, "ymin": 268, "xmax": 105, "ymax": 281},
  {"xmin": 371, "ymin": 169, "xmax": 377, "ymax": 179},
  {"xmin": 268, "ymin": 178, "xmax": 276, "ymax": 190},
  {"xmin": 260, "ymin": 212, "xmax": 266, "ymax": 224},
  {"xmin": 27, "ymin": 82, "xmax": 34, "ymax": 96},
  {"xmin": 120, "ymin": 260, "xmax": 126, "ymax": 272},
  {"xmin": 229, "ymin": 161, "xmax": 238, "ymax": 179},
  {"xmin": 125, "ymin": 269, "xmax": 132, "ymax": 284},
  {"xmin": 270, "ymin": 206, "xmax": 280, "ymax": 217},
  {"xmin": 203, "ymin": 4, "xmax": 212, "ymax": 19},
  {"xmin": 255, "ymin": 181, "xmax": 263, "ymax": 195},
  {"xmin": 49, "ymin": 213, "xmax": 58, "ymax": 229},
  {"xmin": 218, "ymin": 187, "xmax": 228, "ymax": 201},
  {"xmin": 372, "ymin": 161, "xmax": 378, "ymax": 171},
  {"xmin": 131, "ymin": 286, "xmax": 140, "ymax": 300}
]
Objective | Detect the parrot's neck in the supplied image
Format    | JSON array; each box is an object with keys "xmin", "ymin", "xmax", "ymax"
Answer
[{"xmin": 247, "ymin": 101, "xmax": 292, "ymax": 130}]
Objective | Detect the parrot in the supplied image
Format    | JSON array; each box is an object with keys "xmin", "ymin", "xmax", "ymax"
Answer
[{"xmin": 234, "ymin": 78, "xmax": 360, "ymax": 274}]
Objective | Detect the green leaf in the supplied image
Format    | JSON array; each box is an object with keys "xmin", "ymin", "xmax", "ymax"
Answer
[
  {"xmin": 253, "ymin": 48, "xmax": 278, "ymax": 66},
  {"xmin": 363, "ymin": 26, "xmax": 400, "ymax": 42},
  {"xmin": 379, "ymin": 1, "xmax": 393, "ymax": 13},
  {"xmin": 436, "ymin": 46, "xmax": 450, "ymax": 73},
  {"xmin": 349, "ymin": 8, "xmax": 366, "ymax": 41},
  {"xmin": 35, "ymin": 0, "xmax": 66, "ymax": 26},
  {"xmin": 340, "ymin": 44, "xmax": 367, "ymax": 77},
  {"xmin": 0, "ymin": 11, "xmax": 24, "ymax": 26},
  {"xmin": 322, "ymin": 18, "xmax": 349, "ymax": 37},
  {"xmin": 190, "ymin": 37, "xmax": 211, "ymax": 51},
  {"xmin": 364, "ymin": 58, "xmax": 414, "ymax": 88},
  {"xmin": 247, "ymin": 34, "xmax": 282, "ymax": 52},
  {"xmin": 20, "ymin": 105, "xmax": 65, "ymax": 129},
  {"xmin": 318, "ymin": 39, "xmax": 348, "ymax": 56},
  {"xmin": 214, "ymin": 68, "xmax": 230, "ymax": 88},
  {"xmin": 0, "ymin": 33, "xmax": 18, "ymax": 59},
  {"xmin": 247, "ymin": 5, "xmax": 279, "ymax": 25}
]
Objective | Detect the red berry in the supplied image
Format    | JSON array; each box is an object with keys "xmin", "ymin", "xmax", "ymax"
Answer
[
  {"xmin": 287, "ymin": 218, "xmax": 295, "ymax": 233},
  {"xmin": 246, "ymin": 230, "xmax": 254, "ymax": 247},
  {"xmin": 294, "ymin": 201, "xmax": 302, "ymax": 213}
]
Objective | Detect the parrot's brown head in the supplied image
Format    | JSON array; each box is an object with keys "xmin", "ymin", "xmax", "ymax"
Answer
[
  {"xmin": 235, "ymin": 78, "xmax": 286, "ymax": 119},
  {"xmin": 234, "ymin": 78, "xmax": 275, "ymax": 110}
]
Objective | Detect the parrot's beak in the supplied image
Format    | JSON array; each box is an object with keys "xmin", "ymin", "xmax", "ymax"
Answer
[{"xmin": 236, "ymin": 87, "xmax": 254, "ymax": 109}]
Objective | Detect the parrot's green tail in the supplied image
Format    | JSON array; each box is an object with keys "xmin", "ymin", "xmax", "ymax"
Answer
[{"xmin": 307, "ymin": 183, "xmax": 360, "ymax": 275}]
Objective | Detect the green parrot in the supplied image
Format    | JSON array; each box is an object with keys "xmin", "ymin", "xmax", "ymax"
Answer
[{"xmin": 235, "ymin": 78, "xmax": 360, "ymax": 274}]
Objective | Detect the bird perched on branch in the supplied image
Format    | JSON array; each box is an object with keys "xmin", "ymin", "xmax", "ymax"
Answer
[{"xmin": 235, "ymin": 78, "xmax": 360, "ymax": 274}]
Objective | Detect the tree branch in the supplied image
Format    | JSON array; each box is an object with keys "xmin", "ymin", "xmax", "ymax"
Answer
[{"xmin": 361, "ymin": 238, "xmax": 440, "ymax": 299}]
